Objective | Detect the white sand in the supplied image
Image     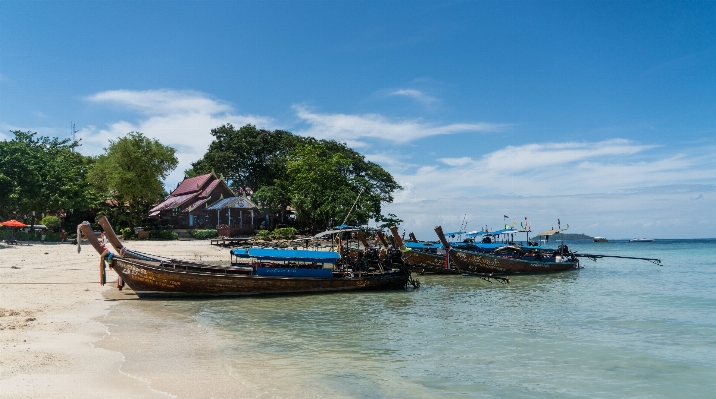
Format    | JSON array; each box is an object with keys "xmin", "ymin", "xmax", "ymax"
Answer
[{"xmin": 0, "ymin": 239, "xmax": 234, "ymax": 399}]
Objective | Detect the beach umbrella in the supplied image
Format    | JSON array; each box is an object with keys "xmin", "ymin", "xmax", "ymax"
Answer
[
  {"xmin": 1, "ymin": 220, "xmax": 27, "ymax": 242},
  {"xmin": 1, "ymin": 220, "xmax": 28, "ymax": 227}
]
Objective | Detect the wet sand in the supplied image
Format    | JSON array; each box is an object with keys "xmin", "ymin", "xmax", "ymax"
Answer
[{"xmin": 0, "ymin": 239, "xmax": 231, "ymax": 399}]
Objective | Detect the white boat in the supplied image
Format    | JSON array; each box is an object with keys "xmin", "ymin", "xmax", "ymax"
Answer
[{"xmin": 629, "ymin": 238, "xmax": 654, "ymax": 242}]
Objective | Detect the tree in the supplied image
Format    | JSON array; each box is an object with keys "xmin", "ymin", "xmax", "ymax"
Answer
[
  {"xmin": 286, "ymin": 143, "xmax": 351, "ymax": 230},
  {"xmin": 285, "ymin": 143, "xmax": 402, "ymax": 231},
  {"xmin": 189, "ymin": 124, "xmax": 402, "ymax": 231},
  {"xmin": 0, "ymin": 131, "xmax": 93, "ymax": 224},
  {"xmin": 376, "ymin": 213, "xmax": 403, "ymax": 230},
  {"xmin": 89, "ymin": 132, "xmax": 177, "ymax": 228},
  {"xmin": 252, "ymin": 184, "xmax": 289, "ymax": 227},
  {"xmin": 188, "ymin": 124, "xmax": 301, "ymax": 194},
  {"xmin": 41, "ymin": 215, "xmax": 61, "ymax": 229}
]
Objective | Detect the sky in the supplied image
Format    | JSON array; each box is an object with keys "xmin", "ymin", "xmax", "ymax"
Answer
[{"xmin": 1, "ymin": 1, "xmax": 715, "ymax": 239}]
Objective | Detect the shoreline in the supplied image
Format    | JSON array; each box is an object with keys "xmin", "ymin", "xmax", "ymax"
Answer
[
  {"xmin": 0, "ymin": 238, "xmax": 333, "ymax": 398},
  {"xmin": 0, "ymin": 240, "xmax": 230, "ymax": 398}
]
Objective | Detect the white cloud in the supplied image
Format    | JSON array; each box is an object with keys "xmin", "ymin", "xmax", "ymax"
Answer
[
  {"xmin": 0, "ymin": 122, "xmax": 64, "ymax": 139},
  {"xmin": 81, "ymin": 89, "xmax": 274, "ymax": 187},
  {"xmin": 293, "ymin": 105, "xmax": 503, "ymax": 146},
  {"xmin": 395, "ymin": 139, "xmax": 712, "ymax": 198},
  {"xmin": 439, "ymin": 157, "xmax": 473, "ymax": 167},
  {"xmin": 88, "ymin": 89, "xmax": 233, "ymax": 116},
  {"xmin": 389, "ymin": 89, "xmax": 437, "ymax": 105},
  {"xmin": 382, "ymin": 184, "xmax": 716, "ymax": 240}
]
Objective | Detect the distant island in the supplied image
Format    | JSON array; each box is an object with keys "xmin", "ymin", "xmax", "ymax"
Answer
[{"xmin": 550, "ymin": 233, "xmax": 594, "ymax": 240}]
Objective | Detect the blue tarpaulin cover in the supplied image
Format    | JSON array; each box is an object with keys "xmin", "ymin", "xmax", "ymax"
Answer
[
  {"xmin": 405, "ymin": 241, "xmax": 443, "ymax": 249},
  {"xmin": 231, "ymin": 248, "xmax": 341, "ymax": 263},
  {"xmin": 443, "ymin": 231, "xmax": 466, "ymax": 237},
  {"xmin": 466, "ymin": 231, "xmax": 491, "ymax": 237},
  {"xmin": 230, "ymin": 249, "xmax": 250, "ymax": 258},
  {"xmin": 404, "ymin": 241, "xmax": 554, "ymax": 251},
  {"xmin": 493, "ymin": 229, "xmax": 522, "ymax": 235},
  {"xmin": 255, "ymin": 267, "xmax": 333, "ymax": 278}
]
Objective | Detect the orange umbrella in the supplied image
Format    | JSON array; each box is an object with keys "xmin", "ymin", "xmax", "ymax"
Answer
[
  {"xmin": 1, "ymin": 220, "xmax": 28, "ymax": 227},
  {"xmin": 1, "ymin": 220, "xmax": 27, "ymax": 243}
]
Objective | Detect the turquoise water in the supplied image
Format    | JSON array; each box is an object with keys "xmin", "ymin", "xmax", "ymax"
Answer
[{"xmin": 98, "ymin": 240, "xmax": 716, "ymax": 398}]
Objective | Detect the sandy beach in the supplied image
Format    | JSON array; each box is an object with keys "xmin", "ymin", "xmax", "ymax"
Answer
[{"xmin": 0, "ymin": 239, "xmax": 231, "ymax": 399}]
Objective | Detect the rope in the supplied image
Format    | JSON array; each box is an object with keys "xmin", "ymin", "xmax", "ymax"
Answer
[
  {"xmin": 98, "ymin": 249, "xmax": 114, "ymax": 286},
  {"xmin": 76, "ymin": 224, "xmax": 82, "ymax": 253}
]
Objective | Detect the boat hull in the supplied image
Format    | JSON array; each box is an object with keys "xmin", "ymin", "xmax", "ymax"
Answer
[
  {"xmin": 402, "ymin": 250, "xmax": 459, "ymax": 274},
  {"xmin": 112, "ymin": 257, "xmax": 409, "ymax": 297},
  {"xmin": 448, "ymin": 249, "xmax": 579, "ymax": 274}
]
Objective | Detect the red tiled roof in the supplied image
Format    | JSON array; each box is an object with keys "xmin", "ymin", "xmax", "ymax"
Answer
[
  {"xmin": 202, "ymin": 179, "xmax": 221, "ymax": 196},
  {"xmin": 150, "ymin": 192, "xmax": 200, "ymax": 213},
  {"xmin": 171, "ymin": 173, "xmax": 213, "ymax": 196},
  {"xmin": 182, "ymin": 197, "xmax": 211, "ymax": 213}
]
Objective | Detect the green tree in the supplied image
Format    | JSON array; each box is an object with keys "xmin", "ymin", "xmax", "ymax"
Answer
[
  {"xmin": 89, "ymin": 132, "xmax": 178, "ymax": 228},
  {"xmin": 376, "ymin": 213, "xmax": 403, "ymax": 230},
  {"xmin": 41, "ymin": 215, "xmax": 61, "ymax": 229},
  {"xmin": 252, "ymin": 184, "xmax": 290, "ymax": 227},
  {"xmin": 188, "ymin": 124, "xmax": 301, "ymax": 193},
  {"xmin": 286, "ymin": 144, "xmax": 351, "ymax": 230},
  {"xmin": 189, "ymin": 124, "xmax": 402, "ymax": 231},
  {"xmin": 285, "ymin": 143, "xmax": 401, "ymax": 231},
  {"xmin": 0, "ymin": 131, "xmax": 93, "ymax": 224}
]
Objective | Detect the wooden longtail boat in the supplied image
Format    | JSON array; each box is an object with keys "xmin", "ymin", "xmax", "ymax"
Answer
[
  {"xmin": 388, "ymin": 227, "xmax": 510, "ymax": 283},
  {"xmin": 80, "ymin": 218, "xmax": 411, "ymax": 297},
  {"xmin": 388, "ymin": 226, "xmax": 456, "ymax": 274},
  {"xmin": 432, "ymin": 226, "xmax": 581, "ymax": 274}
]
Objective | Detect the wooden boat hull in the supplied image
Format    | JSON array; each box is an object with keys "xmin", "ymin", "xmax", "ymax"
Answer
[
  {"xmin": 89, "ymin": 217, "xmax": 411, "ymax": 297},
  {"xmin": 448, "ymin": 249, "xmax": 579, "ymax": 274},
  {"xmin": 402, "ymin": 250, "xmax": 459, "ymax": 274},
  {"xmin": 111, "ymin": 257, "xmax": 409, "ymax": 297}
]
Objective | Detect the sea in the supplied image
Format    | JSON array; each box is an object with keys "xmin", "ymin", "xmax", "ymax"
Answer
[{"xmin": 96, "ymin": 239, "xmax": 716, "ymax": 398}]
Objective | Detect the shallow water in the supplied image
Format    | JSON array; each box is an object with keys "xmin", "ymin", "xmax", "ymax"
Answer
[{"xmin": 97, "ymin": 240, "xmax": 716, "ymax": 398}]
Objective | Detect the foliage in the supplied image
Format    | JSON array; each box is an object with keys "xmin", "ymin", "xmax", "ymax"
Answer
[
  {"xmin": 252, "ymin": 184, "xmax": 289, "ymax": 225},
  {"xmin": 0, "ymin": 131, "xmax": 95, "ymax": 223},
  {"xmin": 148, "ymin": 229, "xmax": 178, "ymax": 240},
  {"xmin": 41, "ymin": 215, "xmax": 61, "ymax": 230},
  {"xmin": 272, "ymin": 227, "xmax": 296, "ymax": 240},
  {"xmin": 285, "ymin": 143, "xmax": 401, "ymax": 230},
  {"xmin": 286, "ymin": 144, "xmax": 351, "ymax": 229},
  {"xmin": 89, "ymin": 132, "xmax": 178, "ymax": 229},
  {"xmin": 120, "ymin": 227, "xmax": 133, "ymax": 240},
  {"xmin": 1, "ymin": 229, "xmax": 61, "ymax": 242},
  {"xmin": 376, "ymin": 213, "xmax": 403, "ymax": 230},
  {"xmin": 189, "ymin": 124, "xmax": 402, "ymax": 232},
  {"xmin": 190, "ymin": 229, "xmax": 218, "ymax": 239},
  {"xmin": 256, "ymin": 230, "xmax": 272, "ymax": 241},
  {"xmin": 188, "ymin": 124, "xmax": 300, "ymax": 194}
]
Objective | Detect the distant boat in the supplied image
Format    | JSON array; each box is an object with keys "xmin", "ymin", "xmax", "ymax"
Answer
[
  {"xmin": 629, "ymin": 238, "xmax": 654, "ymax": 242},
  {"xmin": 593, "ymin": 237, "xmax": 608, "ymax": 242}
]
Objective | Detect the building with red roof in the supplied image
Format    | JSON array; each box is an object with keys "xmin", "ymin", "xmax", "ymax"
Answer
[{"xmin": 149, "ymin": 172, "xmax": 242, "ymax": 230}]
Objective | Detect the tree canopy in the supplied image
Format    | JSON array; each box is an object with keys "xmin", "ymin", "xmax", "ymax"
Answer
[
  {"xmin": 189, "ymin": 124, "xmax": 300, "ymax": 194},
  {"xmin": 0, "ymin": 131, "xmax": 93, "ymax": 223},
  {"xmin": 89, "ymin": 132, "xmax": 178, "ymax": 228},
  {"xmin": 190, "ymin": 124, "xmax": 402, "ymax": 231}
]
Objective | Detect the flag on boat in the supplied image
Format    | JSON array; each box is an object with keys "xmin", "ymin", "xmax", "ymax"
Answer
[{"xmin": 504, "ymin": 215, "xmax": 509, "ymax": 219}]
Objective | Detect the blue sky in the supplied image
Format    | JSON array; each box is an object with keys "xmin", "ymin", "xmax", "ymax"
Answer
[{"xmin": 1, "ymin": 1, "xmax": 715, "ymax": 238}]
